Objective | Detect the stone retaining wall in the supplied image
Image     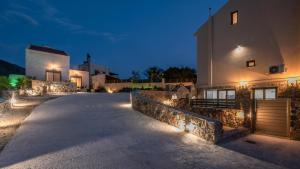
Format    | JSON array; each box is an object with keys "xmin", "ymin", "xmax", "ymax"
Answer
[
  {"xmin": 31, "ymin": 80, "xmax": 76, "ymax": 95},
  {"xmin": 139, "ymin": 90, "xmax": 244, "ymax": 128},
  {"xmin": 132, "ymin": 92, "xmax": 223, "ymax": 144},
  {"xmin": 0, "ymin": 101, "xmax": 10, "ymax": 113},
  {"xmin": 190, "ymin": 108, "xmax": 244, "ymax": 128}
]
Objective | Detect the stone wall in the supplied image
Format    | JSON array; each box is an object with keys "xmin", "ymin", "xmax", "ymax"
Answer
[
  {"xmin": 140, "ymin": 90, "xmax": 244, "ymax": 128},
  {"xmin": 190, "ymin": 108, "xmax": 244, "ymax": 128},
  {"xmin": 31, "ymin": 80, "xmax": 76, "ymax": 95},
  {"xmin": 0, "ymin": 101, "xmax": 10, "ymax": 113},
  {"xmin": 132, "ymin": 92, "xmax": 223, "ymax": 144}
]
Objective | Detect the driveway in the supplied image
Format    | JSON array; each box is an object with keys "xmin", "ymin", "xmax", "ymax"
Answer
[{"xmin": 0, "ymin": 93, "xmax": 295, "ymax": 169}]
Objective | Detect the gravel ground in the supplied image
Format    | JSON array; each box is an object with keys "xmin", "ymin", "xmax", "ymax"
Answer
[{"xmin": 0, "ymin": 93, "xmax": 296, "ymax": 169}]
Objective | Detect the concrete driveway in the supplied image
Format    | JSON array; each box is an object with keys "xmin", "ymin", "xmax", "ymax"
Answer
[{"xmin": 0, "ymin": 93, "xmax": 293, "ymax": 169}]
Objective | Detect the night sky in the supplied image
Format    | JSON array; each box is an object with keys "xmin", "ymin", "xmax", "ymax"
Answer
[{"xmin": 0, "ymin": 0, "xmax": 226, "ymax": 78}]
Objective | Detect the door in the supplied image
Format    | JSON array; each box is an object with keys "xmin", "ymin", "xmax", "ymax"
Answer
[
  {"xmin": 255, "ymin": 99, "xmax": 290, "ymax": 137},
  {"xmin": 70, "ymin": 76, "xmax": 82, "ymax": 88}
]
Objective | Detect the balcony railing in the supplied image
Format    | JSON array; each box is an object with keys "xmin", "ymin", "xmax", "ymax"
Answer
[{"xmin": 190, "ymin": 99, "xmax": 237, "ymax": 109}]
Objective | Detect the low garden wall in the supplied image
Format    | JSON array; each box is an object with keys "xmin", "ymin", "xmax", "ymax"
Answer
[
  {"xmin": 0, "ymin": 101, "xmax": 10, "ymax": 113},
  {"xmin": 31, "ymin": 80, "xmax": 76, "ymax": 95},
  {"xmin": 190, "ymin": 108, "xmax": 245, "ymax": 128},
  {"xmin": 132, "ymin": 92, "xmax": 223, "ymax": 144},
  {"xmin": 139, "ymin": 90, "xmax": 245, "ymax": 128}
]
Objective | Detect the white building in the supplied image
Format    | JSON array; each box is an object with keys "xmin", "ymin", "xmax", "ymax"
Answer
[{"xmin": 26, "ymin": 45, "xmax": 89, "ymax": 90}]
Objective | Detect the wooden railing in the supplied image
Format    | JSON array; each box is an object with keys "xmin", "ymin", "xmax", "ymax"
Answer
[{"xmin": 190, "ymin": 99, "xmax": 237, "ymax": 109}]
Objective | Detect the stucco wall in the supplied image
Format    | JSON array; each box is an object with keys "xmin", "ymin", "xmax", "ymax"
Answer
[
  {"xmin": 196, "ymin": 0, "xmax": 300, "ymax": 86},
  {"xmin": 92, "ymin": 74, "xmax": 106, "ymax": 89},
  {"xmin": 69, "ymin": 69, "xmax": 89, "ymax": 88},
  {"xmin": 26, "ymin": 49, "xmax": 70, "ymax": 81}
]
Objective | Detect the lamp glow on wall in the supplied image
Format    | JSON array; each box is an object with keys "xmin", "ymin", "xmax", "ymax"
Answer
[
  {"xmin": 233, "ymin": 45, "xmax": 244, "ymax": 55},
  {"xmin": 239, "ymin": 80, "xmax": 248, "ymax": 88},
  {"xmin": 287, "ymin": 77, "xmax": 298, "ymax": 86},
  {"xmin": 48, "ymin": 64, "xmax": 59, "ymax": 70}
]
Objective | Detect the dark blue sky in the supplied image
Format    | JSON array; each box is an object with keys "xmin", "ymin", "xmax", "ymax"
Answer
[{"xmin": 0, "ymin": 0, "xmax": 226, "ymax": 78}]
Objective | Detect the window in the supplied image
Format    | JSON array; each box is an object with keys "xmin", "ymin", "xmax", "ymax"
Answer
[
  {"xmin": 231, "ymin": 11, "xmax": 238, "ymax": 25},
  {"xmin": 46, "ymin": 70, "xmax": 61, "ymax": 82},
  {"xmin": 218, "ymin": 90, "xmax": 227, "ymax": 99},
  {"xmin": 205, "ymin": 89, "xmax": 236, "ymax": 100},
  {"xmin": 227, "ymin": 90, "xmax": 236, "ymax": 99},
  {"xmin": 254, "ymin": 89, "xmax": 264, "ymax": 100},
  {"xmin": 206, "ymin": 90, "xmax": 218, "ymax": 99},
  {"xmin": 70, "ymin": 76, "xmax": 82, "ymax": 88},
  {"xmin": 247, "ymin": 60, "xmax": 256, "ymax": 67},
  {"xmin": 254, "ymin": 88, "xmax": 277, "ymax": 100},
  {"xmin": 265, "ymin": 88, "xmax": 276, "ymax": 99}
]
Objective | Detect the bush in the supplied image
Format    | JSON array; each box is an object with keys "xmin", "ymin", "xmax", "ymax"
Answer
[
  {"xmin": 16, "ymin": 77, "xmax": 32, "ymax": 89},
  {"xmin": 0, "ymin": 76, "xmax": 10, "ymax": 91}
]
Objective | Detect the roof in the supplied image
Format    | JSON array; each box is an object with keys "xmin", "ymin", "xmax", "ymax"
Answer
[{"xmin": 28, "ymin": 45, "xmax": 68, "ymax": 56}]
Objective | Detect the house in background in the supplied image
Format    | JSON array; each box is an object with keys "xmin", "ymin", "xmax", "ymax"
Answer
[
  {"xmin": 26, "ymin": 45, "xmax": 89, "ymax": 92},
  {"xmin": 195, "ymin": 0, "xmax": 300, "ymax": 138},
  {"xmin": 78, "ymin": 54, "xmax": 120, "ymax": 90},
  {"xmin": 25, "ymin": 44, "xmax": 119, "ymax": 92}
]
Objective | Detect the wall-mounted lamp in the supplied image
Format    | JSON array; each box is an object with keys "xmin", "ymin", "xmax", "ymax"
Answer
[
  {"xmin": 49, "ymin": 64, "xmax": 58, "ymax": 70},
  {"xmin": 287, "ymin": 77, "xmax": 298, "ymax": 86},
  {"xmin": 239, "ymin": 80, "xmax": 248, "ymax": 88}
]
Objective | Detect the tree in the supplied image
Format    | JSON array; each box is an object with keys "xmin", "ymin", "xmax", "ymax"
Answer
[
  {"xmin": 163, "ymin": 66, "xmax": 196, "ymax": 82},
  {"xmin": 144, "ymin": 67, "xmax": 164, "ymax": 82},
  {"xmin": 130, "ymin": 70, "xmax": 140, "ymax": 83}
]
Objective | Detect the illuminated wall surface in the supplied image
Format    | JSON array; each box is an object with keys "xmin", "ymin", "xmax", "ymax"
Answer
[
  {"xmin": 195, "ymin": 0, "xmax": 300, "ymax": 86},
  {"xmin": 8, "ymin": 74, "xmax": 25, "ymax": 88}
]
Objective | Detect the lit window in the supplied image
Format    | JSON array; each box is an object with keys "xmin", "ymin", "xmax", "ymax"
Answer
[
  {"xmin": 265, "ymin": 89, "xmax": 276, "ymax": 99},
  {"xmin": 254, "ymin": 89, "xmax": 264, "ymax": 100},
  {"xmin": 227, "ymin": 90, "xmax": 236, "ymax": 99},
  {"xmin": 231, "ymin": 11, "xmax": 238, "ymax": 25},
  {"xmin": 247, "ymin": 60, "xmax": 255, "ymax": 67},
  {"xmin": 218, "ymin": 90, "xmax": 226, "ymax": 99},
  {"xmin": 207, "ymin": 90, "xmax": 218, "ymax": 99},
  {"xmin": 254, "ymin": 88, "xmax": 277, "ymax": 100}
]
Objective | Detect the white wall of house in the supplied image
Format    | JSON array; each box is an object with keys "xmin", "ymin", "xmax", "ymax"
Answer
[
  {"xmin": 196, "ymin": 0, "xmax": 300, "ymax": 86},
  {"xmin": 92, "ymin": 74, "xmax": 106, "ymax": 89},
  {"xmin": 69, "ymin": 69, "xmax": 89, "ymax": 88},
  {"xmin": 26, "ymin": 49, "xmax": 70, "ymax": 81}
]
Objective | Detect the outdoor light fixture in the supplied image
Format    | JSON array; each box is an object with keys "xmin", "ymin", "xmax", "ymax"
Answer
[
  {"xmin": 171, "ymin": 94, "xmax": 178, "ymax": 100},
  {"xmin": 177, "ymin": 120, "xmax": 185, "ymax": 132},
  {"xmin": 235, "ymin": 45, "xmax": 243, "ymax": 53},
  {"xmin": 107, "ymin": 88, "xmax": 114, "ymax": 93},
  {"xmin": 10, "ymin": 94, "xmax": 17, "ymax": 108},
  {"xmin": 49, "ymin": 64, "xmax": 58, "ymax": 70},
  {"xmin": 232, "ymin": 45, "xmax": 246, "ymax": 57},
  {"xmin": 163, "ymin": 100, "xmax": 173, "ymax": 106},
  {"xmin": 239, "ymin": 80, "xmax": 248, "ymax": 88},
  {"xmin": 186, "ymin": 122, "xmax": 196, "ymax": 132},
  {"xmin": 287, "ymin": 77, "xmax": 298, "ymax": 86}
]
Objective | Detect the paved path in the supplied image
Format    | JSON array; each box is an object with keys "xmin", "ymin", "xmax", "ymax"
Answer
[{"xmin": 0, "ymin": 93, "xmax": 288, "ymax": 169}]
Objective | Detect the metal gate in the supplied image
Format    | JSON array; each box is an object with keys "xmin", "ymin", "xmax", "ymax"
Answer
[{"xmin": 255, "ymin": 99, "xmax": 291, "ymax": 137}]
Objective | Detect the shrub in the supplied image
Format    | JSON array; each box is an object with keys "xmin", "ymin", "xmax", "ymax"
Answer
[
  {"xmin": 0, "ymin": 76, "xmax": 10, "ymax": 90},
  {"xmin": 16, "ymin": 77, "xmax": 32, "ymax": 89}
]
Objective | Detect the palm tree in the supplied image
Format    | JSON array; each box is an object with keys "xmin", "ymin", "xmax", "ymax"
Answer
[{"xmin": 144, "ymin": 67, "xmax": 164, "ymax": 82}]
